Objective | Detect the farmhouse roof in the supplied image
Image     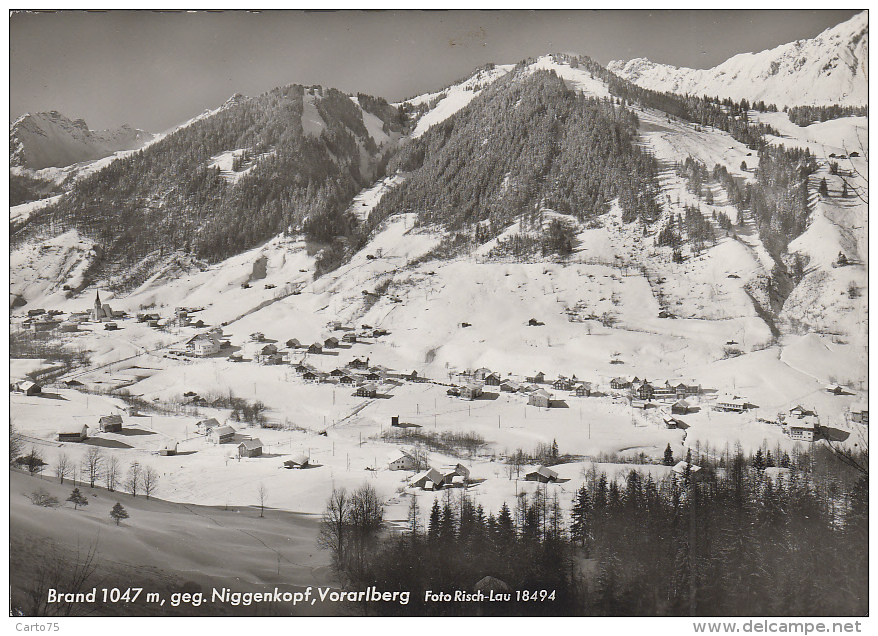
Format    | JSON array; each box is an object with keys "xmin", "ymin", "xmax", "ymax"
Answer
[{"xmin": 528, "ymin": 465, "xmax": 559, "ymax": 480}]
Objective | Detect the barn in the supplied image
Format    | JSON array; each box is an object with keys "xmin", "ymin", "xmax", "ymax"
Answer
[
  {"xmin": 671, "ymin": 399, "xmax": 692, "ymax": 415},
  {"xmin": 308, "ymin": 342, "xmax": 323, "ymax": 354},
  {"xmin": 524, "ymin": 465, "xmax": 558, "ymax": 483},
  {"xmin": 238, "ymin": 438, "xmax": 264, "ymax": 458},
  {"xmin": 160, "ymin": 440, "xmax": 178, "ymax": 456},
  {"xmin": 14, "ymin": 380, "xmax": 42, "ymax": 396},
  {"xmin": 324, "ymin": 336, "xmax": 340, "ymax": 349},
  {"xmin": 58, "ymin": 423, "xmax": 88, "ymax": 442},
  {"xmin": 284, "ymin": 453, "xmax": 310, "ymax": 469},
  {"xmin": 98, "ymin": 414, "xmax": 123, "ymax": 432},
  {"xmin": 208, "ymin": 425, "xmax": 236, "ymax": 444},
  {"xmin": 410, "ymin": 468, "xmax": 445, "ymax": 490},
  {"xmin": 574, "ymin": 383, "xmax": 591, "ymax": 397}
]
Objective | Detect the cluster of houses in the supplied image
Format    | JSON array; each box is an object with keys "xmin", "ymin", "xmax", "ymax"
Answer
[
  {"xmin": 56, "ymin": 412, "xmax": 126, "ymax": 442},
  {"xmin": 196, "ymin": 417, "xmax": 267, "ymax": 458},
  {"xmin": 289, "ymin": 356, "xmax": 425, "ymax": 398},
  {"xmin": 408, "ymin": 463, "xmax": 472, "ymax": 490}
]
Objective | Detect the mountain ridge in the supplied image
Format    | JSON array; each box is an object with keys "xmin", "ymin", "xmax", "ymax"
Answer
[
  {"xmin": 10, "ymin": 110, "xmax": 155, "ymax": 170},
  {"xmin": 608, "ymin": 10, "xmax": 867, "ymax": 108}
]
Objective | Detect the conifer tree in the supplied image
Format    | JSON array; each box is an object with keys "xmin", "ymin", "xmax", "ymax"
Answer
[
  {"xmin": 664, "ymin": 443, "xmax": 675, "ymax": 466},
  {"xmin": 110, "ymin": 502, "xmax": 129, "ymax": 525},
  {"xmin": 570, "ymin": 485, "xmax": 591, "ymax": 549},
  {"xmin": 753, "ymin": 448, "xmax": 765, "ymax": 471},
  {"xmin": 67, "ymin": 487, "xmax": 88, "ymax": 510}
]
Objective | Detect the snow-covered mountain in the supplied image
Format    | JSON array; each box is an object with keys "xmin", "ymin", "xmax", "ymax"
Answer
[
  {"xmin": 608, "ymin": 11, "xmax": 867, "ymax": 108},
  {"xmin": 9, "ymin": 110, "xmax": 154, "ymax": 170}
]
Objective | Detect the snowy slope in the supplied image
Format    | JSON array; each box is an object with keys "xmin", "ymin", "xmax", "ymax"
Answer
[
  {"xmin": 608, "ymin": 11, "xmax": 867, "ymax": 108},
  {"xmin": 9, "ymin": 110, "xmax": 154, "ymax": 170},
  {"xmin": 402, "ymin": 64, "xmax": 515, "ymax": 138}
]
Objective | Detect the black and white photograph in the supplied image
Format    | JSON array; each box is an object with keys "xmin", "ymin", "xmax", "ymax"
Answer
[{"xmin": 7, "ymin": 8, "xmax": 869, "ymax": 624}]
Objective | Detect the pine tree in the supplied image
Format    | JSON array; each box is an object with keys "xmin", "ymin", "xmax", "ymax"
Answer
[
  {"xmin": 753, "ymin": 448, "xmax": 765, "ymax": 471},
  {"xmin": 664, "ymin": 443, "xmax": 675, "ymax": 466},
  {"xmin": 765, "ymin": 450, "xmax": 775, "ymax": 468},
  {"xmin": 780, "ymin": 452, "xmax": 791, "ymax": 468},
  {"xmin": 110, "ymin": 502, "xmax": 129, "ymax": 526},
  {"xmin": 818, "ymin": 178, "xmax": 829, "ymax": 197},
  {"xmin": 67, "ymin": 487, "xmax": 88, "ymax": 510},
  {"xmin": 427, "ymin": 499, "xmax": 441, "ymax": 541},
  {"xmin": 841, "ymin": 181, "xmax": 848, "ymax": 197},
  {"xmin": 740, "ymin": 160, "xmax": 747, "ymax": 171},
  {"xmin": 570, "ymin": 485, "xmax": 591, "ymax": 549},
  {"xmin": 551, "ymin": 439, "xmax": 559, "ymax": 459}
]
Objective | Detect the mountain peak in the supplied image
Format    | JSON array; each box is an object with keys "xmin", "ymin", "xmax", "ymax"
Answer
[
  {"xmin": 10, "ymin": 110, "xmax": 155, "ymax": 170},
  {"xmin": 608, "ymin": 11, "xmax": 867, "ymax": 108}
]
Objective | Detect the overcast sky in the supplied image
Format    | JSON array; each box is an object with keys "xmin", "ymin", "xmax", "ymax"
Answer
[{"xmin": 9, "ymin": 9, "xmax": 862, "ymax": 133}]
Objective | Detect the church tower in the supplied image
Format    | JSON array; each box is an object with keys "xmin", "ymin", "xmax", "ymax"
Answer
[{"xmin": 94, "ymin": 289, "xmax": 102, "ymax": 320}]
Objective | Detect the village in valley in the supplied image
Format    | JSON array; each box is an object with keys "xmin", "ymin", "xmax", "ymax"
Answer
[
  {"xmin": 8, "ymin": 9, "xmax": 869, "ymax": 618},
  {"xmin": 10, "ymin": 248, "xmax": 868, "ymax": 526}
]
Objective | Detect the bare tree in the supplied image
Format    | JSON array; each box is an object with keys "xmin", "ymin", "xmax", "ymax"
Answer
[
  {"xmin": 318, "ymin": 486, "xmax": 351, "ymax": 569},
  {"xmin": 125, "ymin": 461, "xmax": 141, "ymax": 497},
  {"xmin": 257, "ymin": 482, "xmax": 267, "ymax": 517},
  {"xmin": 141, "ymin": 465, "xmax": 159, "ymax": 500},
  {"xmin": 104, "ymin": 454, "xmax": 120, "ymax": 492},
  {"xmin": 54, "ymin": 452, "xmax": 70, "ymax": 484},
  {"xmin": 82, "ymin": 446, "xmax": 104, "ymax": 489},
  {"xmin": 20, "ymin": 539, "xmax": 100, "ymax": 616}
]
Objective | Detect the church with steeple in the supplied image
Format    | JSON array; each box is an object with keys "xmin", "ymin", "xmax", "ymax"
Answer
[{"xmin": 91, "ymin": 289, "xmax": 114, "ymax": 321}]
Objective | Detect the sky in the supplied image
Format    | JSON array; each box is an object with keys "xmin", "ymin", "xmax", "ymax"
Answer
[{"xmin": 9, "ymin": 9, "xmax": 863, "ymax": 133}]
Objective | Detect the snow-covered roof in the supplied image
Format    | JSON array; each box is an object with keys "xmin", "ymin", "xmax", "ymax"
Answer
[
  {"xmin": 197, "ymin": 417, "xmax": 221, "ymax": 428},
  {"xmin": 672, "ymin": 461, "xmax": 702, "ymax": 474},
  {"xmin": 211, "ymin": 425, "xmax": 236, "ymax": 436},
  {"xmin": 99, "ymin": 414, "xmax": 123, "ymax": 425},
  {"xmin": 239, "ymin": 438, "xmax": 263, "ymax": 450},
  {"xmin": 528, "ymin": 465, "xmax": 558, "ymax": 480},
  {"xmin": 288, "ymin": 453, "xmax": 309, "ymax": 465},
  {"xmin": 58, "ymin": 422, "xmax": 87, "ymax": 434}
]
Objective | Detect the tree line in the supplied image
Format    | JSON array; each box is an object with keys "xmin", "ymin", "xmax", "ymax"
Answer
[{"xmin": 322, "ymin": 443, "xmax": 867, "ymax": 616}]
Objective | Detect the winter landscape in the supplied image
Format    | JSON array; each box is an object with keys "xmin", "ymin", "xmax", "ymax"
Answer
[{"xmin": 8, "ymin": 10, "xmax": 868, "ymax": 619}]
